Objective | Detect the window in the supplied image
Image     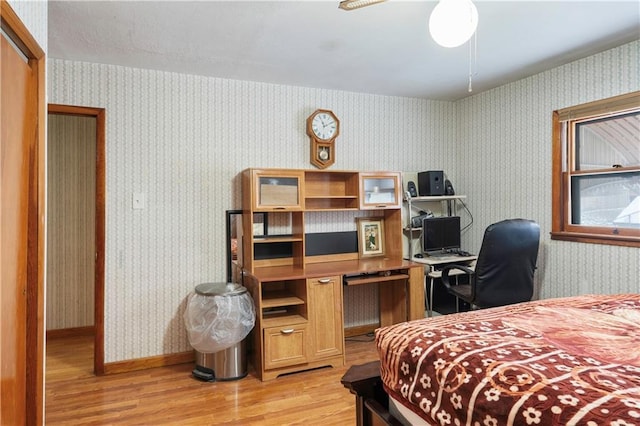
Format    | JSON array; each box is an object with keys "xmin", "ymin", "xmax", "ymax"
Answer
[{"xmin": 552, "ymin": 91, "xmax": 640, "ymax": 247}]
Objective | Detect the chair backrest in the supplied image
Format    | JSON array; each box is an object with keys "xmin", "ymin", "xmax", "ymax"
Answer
[{"xmin": 472, "ymin": 219, "xmax": 540, "ymax": 308}]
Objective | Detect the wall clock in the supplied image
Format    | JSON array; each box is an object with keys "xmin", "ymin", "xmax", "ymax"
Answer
[{"xmin": 306, "ymin": 109, "xmax": 340, "ymax": 169}]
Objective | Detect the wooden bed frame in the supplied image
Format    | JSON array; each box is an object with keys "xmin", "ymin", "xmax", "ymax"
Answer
[{"xmin": 341, "ymin": 361, "xmax": 404, "ymax": 426}]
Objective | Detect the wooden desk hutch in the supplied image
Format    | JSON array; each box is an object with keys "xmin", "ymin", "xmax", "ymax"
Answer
[{"xmin": 241, "ymin": 168, "xmax": 424, "ymax": 381}]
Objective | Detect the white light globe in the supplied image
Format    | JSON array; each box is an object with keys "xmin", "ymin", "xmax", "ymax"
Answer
[{"xmin": 429, "ymin": 0, "xmax": 479, "ymax": 48}]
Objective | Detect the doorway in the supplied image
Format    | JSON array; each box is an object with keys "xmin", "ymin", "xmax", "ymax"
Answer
[{"xmin": 46, "ymin": 104, "xmax": 106, "ymax": 376}]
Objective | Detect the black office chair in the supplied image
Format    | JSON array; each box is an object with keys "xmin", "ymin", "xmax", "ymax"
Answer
[{"xmin": 441, "ymin": 219, "xmax": 540, "ymax": 310}]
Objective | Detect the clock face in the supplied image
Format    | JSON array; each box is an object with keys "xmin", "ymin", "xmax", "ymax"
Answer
[{"xmin": 311, "ymin": 112, "xmax": 337, "ymax": 141}]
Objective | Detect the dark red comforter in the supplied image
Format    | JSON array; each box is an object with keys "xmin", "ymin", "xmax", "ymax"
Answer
[{"xmin": 376, "ymin": 294, "xmax": 640, "ymax": 425}]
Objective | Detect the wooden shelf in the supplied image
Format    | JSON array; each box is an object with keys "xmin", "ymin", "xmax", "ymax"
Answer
[
  {"xmin": 305, "ymin": 196, "xmax": 358, "ymax": 200},
  {"xmin": 254, "ymin": 236, "xmax": 303, "ymax": 244},
  {"xmin": 403, "ymin": 192, "xmax": 468, "ymax": 260},
  {"xmin": 404, "ymin": 195, "xmax": 466, "ymax": 202},
  {"xmin": 305, "ymin": 207, "xmax": 359, "ymax": 212},
  {"xmin": 262, "ymin": 290, "xmax": 305, "ymax": 308},
  {"xmin": 403, "ymin": 227, "xmax": 422, "ymax": 232},
  {"xmin": 305, "ymin": 196, "xmax": 359, "ymax": 210},
  {"xmin": 262, "ymin": 313, "xmax": 307, "ymax": 328},
  {"xmin": 304, "ymin": 170, "xmax": 359, "ymax": 200}
]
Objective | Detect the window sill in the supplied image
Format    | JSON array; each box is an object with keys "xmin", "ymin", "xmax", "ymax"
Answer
[{"xmin": 550, "ymin": 231, "xmax": 640, "ymax": 248}]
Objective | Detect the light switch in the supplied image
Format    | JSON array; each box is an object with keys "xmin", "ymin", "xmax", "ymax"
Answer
[{"xmin": 132, "ymin": 192, "xmax": 146, "ymax": 210}]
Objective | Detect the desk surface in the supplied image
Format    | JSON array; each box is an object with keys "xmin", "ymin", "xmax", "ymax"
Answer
[
  {"xmin": 249, "ymin": 257, "xmax": 422, "ymax": 281},
  {"xmin": 418, "ymin": 255, "xmax": 477, "ymax": 317}
]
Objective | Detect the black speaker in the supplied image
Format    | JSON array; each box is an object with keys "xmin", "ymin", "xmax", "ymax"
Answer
[
  {"xmin": 445, "ymin": 179, "xmax": 455, "ymax": 195},
  {"xmin": 407, "ymin": 181, "xmax": 418, "ymax": 197},
  {"xmin": 418, "ymin": 171, "xmax": 444, "ymax": 196}
]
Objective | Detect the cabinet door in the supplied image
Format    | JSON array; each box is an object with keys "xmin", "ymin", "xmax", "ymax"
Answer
[
  {"xmin": 360, "ymin": 172, "xmax": 401, "ymax": 209},
  {"xmin": 308, "ymin": 276, "xmax": 344, "ymax": 360},
  {"xmin": 252, "ymin": 169, "xmax": 304, "ymax": 211},
  {"xmin": 263, "ymin": 324, "xmax": 308, "ymax": 369}
]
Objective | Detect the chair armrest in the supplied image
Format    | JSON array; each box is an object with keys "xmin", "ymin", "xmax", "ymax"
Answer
[{"xmin": 440, "ymin": 264, "xmax": 475, "ymax": 289}]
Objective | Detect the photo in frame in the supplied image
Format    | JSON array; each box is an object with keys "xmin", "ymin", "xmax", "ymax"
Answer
[
  {"xmin": 356, "ymin": 217, "xmax": 385, "ymax": 258},
  {"xmin": 252, "ymin": 212, "xmax": 268, "ymax": 237}
]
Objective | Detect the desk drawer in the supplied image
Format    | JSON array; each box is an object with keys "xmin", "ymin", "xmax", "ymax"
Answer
[{"xmin": 263, "ymin": 324, "xmax": 308, "ymax": 370}]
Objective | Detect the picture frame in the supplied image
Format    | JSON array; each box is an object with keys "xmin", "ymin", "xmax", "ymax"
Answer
[
  {"xmin": 356, "ymin": 217, "xmax": 385, "ymax": 258},
  {"xmin": 252, "ymin": 212, "xmax": 268, "ymax": 237}
]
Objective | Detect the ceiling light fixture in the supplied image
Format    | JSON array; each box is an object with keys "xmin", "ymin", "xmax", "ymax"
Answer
[
  {"xmin": 339, "ymin": 0, "xmax": 387, "ymax": 11},
  {"xmin": 428, "ymin": 0, "xmax": 478, "ymax": 48}
]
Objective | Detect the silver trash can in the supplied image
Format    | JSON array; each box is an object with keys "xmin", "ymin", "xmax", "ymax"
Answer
[
  {"xmin": 194, "ymin": 339, "xmax": 246, "ymax": 381},
  {"xmin": 188, "ymin": 282, "xmax": 252, "ymax": 382}
]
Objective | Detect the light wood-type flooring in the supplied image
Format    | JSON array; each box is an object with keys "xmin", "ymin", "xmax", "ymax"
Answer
[{"xmin": 45, "ymin": 334, "xmax": 379, "ymax": 425}]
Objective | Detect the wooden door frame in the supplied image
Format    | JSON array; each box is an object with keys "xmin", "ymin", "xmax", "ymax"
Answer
[
  {"xmin": 1, "ymin": 1, "xmax": 46, "ymax": 424},
  {"xmin": 47, "ymin": 104, "xmax": 106, "ymax": 376}
]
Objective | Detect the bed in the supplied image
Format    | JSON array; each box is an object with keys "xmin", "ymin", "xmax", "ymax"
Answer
[{"xmin": 342, "ymin": 294, "xmax": 640, "ymax": 426}]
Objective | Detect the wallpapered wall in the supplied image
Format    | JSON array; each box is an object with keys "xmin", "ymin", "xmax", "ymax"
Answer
[
  {"xmin": 47, "ymin": 115, "xmax": 96, "ymax": 330},
  {"xmin": 7, "ymin": 0, "xmax": 48, "ymax": 53},
  {"xmin": 455, "ymin": 40, "xmax": 639, "ymax": 300},
  {"xmin": 48, "ymin": 59, "xmax": 456, "ymax": 362},
  {"xmin": 9, "ymin": 0, "xmax": 640, "ymax": 369},
  {"xmin": 48, "ymin": 38, "xmax": 638, "ymax": 363}
]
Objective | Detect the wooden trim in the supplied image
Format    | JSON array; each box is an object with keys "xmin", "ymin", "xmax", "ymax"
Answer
[
  {"xmin": 254, "ymin": 257, "xmax": 294, "ymax": 268},
  {"xmin": 552, "ymin": 93, "xmax": 640, "ymax": 247},
  {"xmin": 0, "ymin": 0, "xmax": 45, "ymax": 58},
  {"xmin": 46, "ymin": 104, "xmax": 103, "ymax": 116},
  {"xmin": 570, "ymin": 166, "xmax": 639, "ymax": 176},
  {"xmin": 103, "ymin": 351, "xmax": 195, "ymax": 375},
  {"xmin": 406, "ymin": 265, "xmax": 425, "ymax": 322},
  {"xmin": 306, "ymin": 252, "xmax": 359, "ymax": 264},
  {"xmin": 345, "ymin": 324, "xmax": 378, "ymax": 338},
  {"xmin": 2, "ymin": 1, "xmax": 47, "ymax": 424},
  {"xmin": 551, "ymin": 111, "xmax": 563, "ymax": 234},
  {"xmin": 252, "ymin": 247, "xmax": 363, "ymax": 267},
  {"xmin": 564, "ymin": 223, "xmax": 640, "ymax": 239},
  {"xmin": 550, "ymin": 231, "xmax": 640, "ymax": 248},
  {"xmin": 27, "ymin": 53, "xmax": 45, "ymax": 426},
  {"xmin": 95, "ymin": 109, "xmax": 106, "ymax": 376},
  {"xmin": 46, "ymin": 326, "xmax": 95, "ymax": 340},
  {"xmin": 556, "ymin": 91, "xmax": 640, "ymax": 121},
  {"xmin": 48, "ymin": 104, "xmax": 107, "ymax": 375}
]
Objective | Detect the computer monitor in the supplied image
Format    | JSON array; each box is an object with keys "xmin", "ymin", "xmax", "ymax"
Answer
[{"xmin": 422, "ymin": 216, "xmax": 461, "ymax": 255}]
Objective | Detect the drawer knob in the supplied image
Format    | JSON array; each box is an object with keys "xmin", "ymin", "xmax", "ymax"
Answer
[
  {"xmin": 280, "ymin": 329, "xmax": 294, "ymax": 335},
  {"xmin": 318, "ymin": 278, "xmax": 331, "ymax": 284}
]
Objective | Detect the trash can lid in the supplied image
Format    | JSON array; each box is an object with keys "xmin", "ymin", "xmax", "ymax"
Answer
[{"xmin": 195, "ymin": 282, "xmax": 247, "ymax": 296}]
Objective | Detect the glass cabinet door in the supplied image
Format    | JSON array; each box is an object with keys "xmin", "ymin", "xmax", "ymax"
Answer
[
  {"xmin": 360, "ymin": 173, "xmax": 401, "ymax": 209},
  {"xmin": 253, "ymin": 170, "xmax": 304, "ymax": 211}
]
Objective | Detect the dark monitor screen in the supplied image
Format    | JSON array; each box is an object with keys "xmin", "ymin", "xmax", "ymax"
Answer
[{"xmin": 422, "ymin": 216, "xmax": 461, "ymax": 254}]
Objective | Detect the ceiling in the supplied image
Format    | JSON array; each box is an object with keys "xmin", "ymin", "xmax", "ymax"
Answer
[{"xmin": 48, "ymin": 1, "xmax": 640, "ymax": 101}]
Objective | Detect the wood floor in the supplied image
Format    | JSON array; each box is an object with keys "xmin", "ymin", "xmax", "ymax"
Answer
[{"xmin": 45, "ymin": 334, "xmax": 379, "ymax": 425}]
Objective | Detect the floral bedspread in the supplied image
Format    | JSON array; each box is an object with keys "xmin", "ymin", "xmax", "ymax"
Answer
[{"xmin": 376, "ymin": 294, "xmax": 640, "ymax": 425}]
